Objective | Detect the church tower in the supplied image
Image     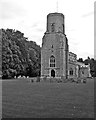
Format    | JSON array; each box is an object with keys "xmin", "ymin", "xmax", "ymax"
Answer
[{"xmin": 41, "ymin": 13, "xmax": 69, "ymax": 78}]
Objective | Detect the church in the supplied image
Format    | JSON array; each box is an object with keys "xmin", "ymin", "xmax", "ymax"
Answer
[{"xmin": 41, "ymin": 12, "xmax": 91, "ymax": 79}]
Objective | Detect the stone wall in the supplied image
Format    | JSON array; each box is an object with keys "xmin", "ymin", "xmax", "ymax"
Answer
[{"xmin": 41, "ymin": 32, "xmax": 68, "ymax": 78}]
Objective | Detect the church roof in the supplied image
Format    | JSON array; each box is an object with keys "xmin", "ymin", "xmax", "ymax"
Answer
[{"xmin": 69, "ymin": 52, "xmax": 77, "ymax": 56}]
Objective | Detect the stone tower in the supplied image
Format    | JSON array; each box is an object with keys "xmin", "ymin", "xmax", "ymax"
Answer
[{"xmin": 41, "ymin": 13, "xmax": 69, "ymax": 78}]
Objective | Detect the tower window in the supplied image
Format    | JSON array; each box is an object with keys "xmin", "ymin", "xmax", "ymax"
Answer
[
  {"xmin": 82, "ymin": 71, "xmax": 84, "ymax": 74},
  {"xmin": 62, "ymin": 24, "xmax": 64, "ymax": 33},
  {"xmin": 50, "ymin": 55, "xmax": 55, "ymax": 67},
  {"xmin": 51, "ymin": 23, "xmax": 55, "ymax": 32},
  {"xmin": 69, "ymin": 68, "xmax": 73, "ymax": 75}
]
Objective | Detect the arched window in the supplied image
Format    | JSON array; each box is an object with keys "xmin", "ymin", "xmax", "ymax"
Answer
[
  {"xmin": 50, "ymin": 55, "xmax": 55, "ymax": 67},
  {"xmin": 69, "ymin": 68, "xmax": 73, "ymax": 75}
]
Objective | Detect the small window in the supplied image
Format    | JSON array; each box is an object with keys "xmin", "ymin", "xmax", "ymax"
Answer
[
  {"xmin": 69, "ymin": 68, "xmax": 73, "ymax": 75},
  {"xmin": 62, "ymin": 24, "xmax": 64, "ymax": 33},
  {"xmin": 51, "ymin": 23, "xmax": 55, "ymax": 32}
]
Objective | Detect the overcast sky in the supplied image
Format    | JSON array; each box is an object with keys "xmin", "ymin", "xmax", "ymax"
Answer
[{"xmin": 0, "ymin": 0, "xmax": 95, "ymax": 59}]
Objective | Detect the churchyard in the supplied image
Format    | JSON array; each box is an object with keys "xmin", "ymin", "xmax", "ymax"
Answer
[{"xmin": 2, "ymin": 77, "xmax": 94, "ymax": 118}]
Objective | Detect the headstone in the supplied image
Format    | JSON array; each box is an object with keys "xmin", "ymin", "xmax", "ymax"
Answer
[
  {"xmin": 36, "ymin": 76, "xmax": 40, "ymax": 82},
  {"xmin": 43, "ymin": 76, "xmax": 47, "ymax": 82}
]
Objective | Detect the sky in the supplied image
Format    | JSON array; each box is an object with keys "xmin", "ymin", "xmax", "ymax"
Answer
[{"xmin": 0, "ymin": 0, "xmax": 95, "ymax": 60}]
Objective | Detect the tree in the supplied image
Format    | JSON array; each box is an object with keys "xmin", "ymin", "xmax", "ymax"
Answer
[
  {"xmin": 84, "ymin": 57, "xmax": 96, "ymax": 77},
  {"xmin": 77, "ymin": 58, "xmax": 83, "ymax": 63},
  {"xmin": 2, "ymin": 28, "xmax": 41, "ymax": 79}
]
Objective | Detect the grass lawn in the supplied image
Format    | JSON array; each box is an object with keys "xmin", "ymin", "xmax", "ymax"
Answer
[{"xmin": 2, "ymin": 78, "xmax": 94, "ymax": 118}]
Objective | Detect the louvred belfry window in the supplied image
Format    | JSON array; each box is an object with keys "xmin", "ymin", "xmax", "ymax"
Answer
[{"xmin": 51, "ymin": 23, "xmax": 55, "ymax": 32}]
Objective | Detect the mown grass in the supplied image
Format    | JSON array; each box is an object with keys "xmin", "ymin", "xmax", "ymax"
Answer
[{"xmin": 2, "ymin": 78, "xmax": 94, "ymax": 118}]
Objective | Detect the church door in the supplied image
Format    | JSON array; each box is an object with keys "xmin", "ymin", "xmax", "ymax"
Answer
[{"xmin": 51, "ymin": 69, "xmax": 55, "ymax": 77}]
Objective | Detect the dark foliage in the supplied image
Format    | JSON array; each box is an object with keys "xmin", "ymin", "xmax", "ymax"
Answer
[
  {"xmin": 78, "ymin": 57, "xmax": 96, "ymax": 77},
  {"xmin": 84, "ymin": 57, "xmax": 96, "ymax": 77},
  {"xmin": 2, "ymin": 28, "xmax": 41, "ymax": 79},
  {"xmin": 77, "ymin": 58, "xmax": 84, "ymax": 63}
]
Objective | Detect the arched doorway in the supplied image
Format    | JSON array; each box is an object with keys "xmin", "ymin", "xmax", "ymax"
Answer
[{"xmin": 51, "ymin": 69, "xmax": 55, "ymax": 77}]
